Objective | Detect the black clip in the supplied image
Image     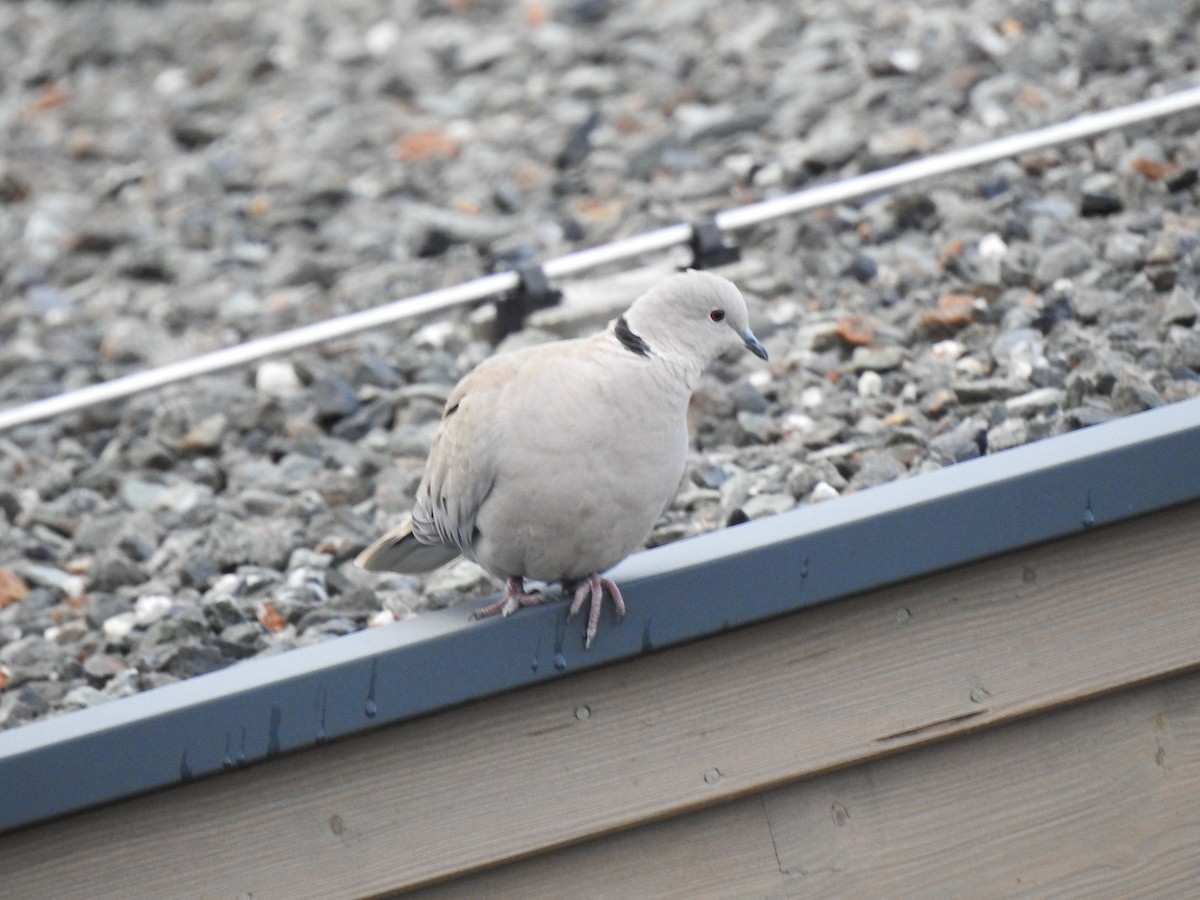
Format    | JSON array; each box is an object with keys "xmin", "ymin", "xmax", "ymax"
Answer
[
  {"xmin": 685, "ymin": 217, "xmax": 740, "ymax": 269},
  {"xmin": 494, "ymin": 264, "xmax": 563, "ymax": 340}
]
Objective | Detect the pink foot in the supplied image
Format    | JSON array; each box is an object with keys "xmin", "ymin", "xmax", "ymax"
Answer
[
  {"xmin": 473, "ymin": 577, "xmax": 553, "ymax": 620},
  {"xmin": 568, "ymin": 574, "xmax": 626, "ymax": 649}
]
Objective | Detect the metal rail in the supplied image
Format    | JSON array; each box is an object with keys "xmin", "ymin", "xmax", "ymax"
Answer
[
  {"xmin": 2, "ymin": 85, "xmax": 1199, "ymax": 433},
  {"xmin": 3, "ymin": 395, "xmax": 1200, "ymax": 833}
]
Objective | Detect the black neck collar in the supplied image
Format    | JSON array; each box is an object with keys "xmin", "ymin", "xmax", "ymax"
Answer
[{"xmin": 615, "ymin": 315, "xmax": 651, "ymax": 357}]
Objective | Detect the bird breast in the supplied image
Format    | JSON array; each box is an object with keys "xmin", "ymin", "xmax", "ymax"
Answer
[{"xmin": 469, "ymin": 346, "xmax": 691, "ymax": 583}]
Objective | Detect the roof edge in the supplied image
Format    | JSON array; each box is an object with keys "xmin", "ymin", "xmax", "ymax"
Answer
[{"xmin": 2, "ymin": 396, "xmax": 1199, "ymax": 832}]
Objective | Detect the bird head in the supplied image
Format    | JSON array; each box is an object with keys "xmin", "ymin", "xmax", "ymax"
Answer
[{"xmin": 623, "ymin": 270, "xmax": 768, "ymax": 366}]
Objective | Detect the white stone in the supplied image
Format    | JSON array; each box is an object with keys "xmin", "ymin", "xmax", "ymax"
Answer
[
  {"xmin": 809, "ymin": 481, "xmax": 840, "ymax": 503},
  {"xmin": 103, "ymin": 612, "xmax": 138, "ymax": 641},
  {"xmin": 135, "ymin": 595, "xmax": 173, "ymax": 626},
  {"xmin": 800, "ymin": 386, "xmax": 825, "ymax": 409},
  {"xmin": 412, "ymin": 320, "xmax": 457, "ymax": 350},
  {"xmin": 857, "ymin": 370, "xmax": 884, "ymax": 398},
  {"xmin": 932, "ymin": 340, "xmax": 965, "ymax": 363},
  {"xmin": 255, "ymin": 360, "xmax": 303, "ymax": 397},
  {"xmin": 365, "ymin": 21, "xmax": 401, "ymax": 56},
  {"xmin": 368, "ymin": 609, "xmax": 397, "ymax": 628},
  {"xmin": 153, "ymin": 67, "xmax": 189, "ymax": 97},
  {"xmin": 978, "ymin": 232, "xmax": 1008, "ymax": 260}
]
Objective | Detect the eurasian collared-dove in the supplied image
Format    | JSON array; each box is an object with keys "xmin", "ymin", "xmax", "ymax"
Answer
[{"xmin": 357, "ymin": 270, "xmax": 768, "ymax": 647}]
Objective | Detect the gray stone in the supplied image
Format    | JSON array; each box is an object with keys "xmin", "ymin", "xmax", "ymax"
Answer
[
  {"xmin": 0, "ymin": 637, "xmax": 70, "ymax": 687},
  {"xmin": 313, "ymin": 377, "xmax": 361, "ymax": 422},
  {"xmin": 986, "ymin": 417, "xmax": 1030, "ymax": 452},
  {"xmin": 847, "ymin": 449, "xmax": 908, "ymax": 491},
  {"xmin": 1034, "ymin": 238, "xmax": 1093, "ymax": 285},
  {"xmin": 82, "ymin": 653, "xmax": 128, "ymax": 686},
  {"xmin": 165, "ymin": 644, "xmax": 238, "ymax": 679},
  {"xmin": 15, "ymin": 563, "xmax": 84, "ymax": 598},
  {"xmin": 1079, "ymin": 172, "xmax": 1123, "ymax": 217},
  {"xmin": 1067, "ymin": 402, "xmax": 1116, "ymax": 428},
  {"xmin": 181, "ymin": 413, "xmax": 228, "ymax": 451},
  {"xmin": 1005, "ymin": 388, "xmax": 1066, "ymax": 417},
  {"xmin": 929, "ymin": 419, "xmax": 986, "ymax": 465},
  {"xmin": 120, "ymin": 479, "xmax": 168, "ymax": 512},
  {"xmin": 736, "ymin": 411, "xmax": 777, "ymax": 443},
  {"xmin": 89, "ymin": 552, "xmax": 147, "ymax": 591},
  {"xmin": 1102, "ymin": 232, "xmax": 1147, "ymax": 270},
  {"xmin": 952, "ymin": 378, "xmax": 1029, "ymax": 403},
  {"xmin": 736, "ymin": 493, "xmax": 796, "ymax": 521},
  {"xmin": 793, "ymin": 319, "xmax": 842, "ymax": 352},
  {"xmin": 132, "ymin": 618, "xmax": 208, "ymax": 671},
  {"xmin": 851, "ymin": 345, "xmax": 906, "ymax": 372},
  {"xmin": 63, "ymin": 685, "xmax": 113, "ymax": 708},
  {"xmin": 1162, "ymin": 287, "xmax": 1199, "ymax": 327}
]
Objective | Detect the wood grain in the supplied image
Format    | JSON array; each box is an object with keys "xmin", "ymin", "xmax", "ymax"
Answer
[
  {"xmin": 420, "ymin": 669, "xmax": 1200, "ymax": 898},
  {"xmin": 2, "ymin": 500, "xmax": 1200, "ymax": 898}
]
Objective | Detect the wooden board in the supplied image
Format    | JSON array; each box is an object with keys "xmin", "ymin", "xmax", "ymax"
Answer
[
  {"xmin": 2, "ymin": 500, "xmax": 1200, "ymax": 898},
  {"xmin": 419, "ymin": 668, "xmax": 1200, "ymax": 898}
]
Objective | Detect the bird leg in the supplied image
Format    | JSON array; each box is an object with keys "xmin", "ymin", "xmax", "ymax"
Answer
[
  {"xmin": 473, "ymin": 577, "xmax": 552, "ymax": 620},
  {"xmin": 568, "ymin": 574, "xmax": 626, "ymax": 649}
]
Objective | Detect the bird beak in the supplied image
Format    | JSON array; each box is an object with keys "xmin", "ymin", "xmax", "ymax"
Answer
[{"xmin": 741, "ymin": 329, "xmax": 769, "ymax": 361}]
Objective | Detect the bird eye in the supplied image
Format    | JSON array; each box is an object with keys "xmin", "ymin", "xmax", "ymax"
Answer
[{"xmin": 709, "ymin": 308, "xmax": 725, "ymax": 322}]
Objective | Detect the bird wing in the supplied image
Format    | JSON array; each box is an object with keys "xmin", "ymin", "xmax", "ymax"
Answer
[
  {"xmin": 354, "ymin": 515, "xmax": 462, "ymax": 572},
  {"xmin": 407, "ymin": 351, "xmax": 523, "ymax": 557}
]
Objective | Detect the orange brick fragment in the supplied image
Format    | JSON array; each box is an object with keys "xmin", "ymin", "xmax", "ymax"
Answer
[
  {"xmin": 919, "ymin": 293, "xmax": 977, "ymax": 332},
  {"xmin": 22, "ymin": 82, "xmax": 69, "ymax": 119},
  {"xmin": 1129, "ymin": 156, "xmax": 1175, "ymax": 181},
  {"xmin": 0, "ymin": 569, "xmax": 29, "ymax": 609},
  {"xmin": 938, "ymin": 238, "xmax": 966, "ymax": 268},
  {"xmin": 397, "ymin": 131, "xmax": 461, "ymax": 162},
  {"xmin": 256, "ymin": 600, "xmax": 288, "ymax": 632},
  {"xmin": 835, "ymin": 315, "xmax": 878, "ymax": 347}
]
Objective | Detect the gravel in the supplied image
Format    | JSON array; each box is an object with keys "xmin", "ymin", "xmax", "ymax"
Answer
[{"xmin": 2, "ymin": 0, "xmax": 1200, "ymax": 729}]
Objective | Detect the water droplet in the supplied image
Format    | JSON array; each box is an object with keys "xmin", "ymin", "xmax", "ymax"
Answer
[
  {"xmin": 553, "ymin": 652, "xmax": 567, "ymax": 671},
  {"xmin": 1082, "ymin": 507, "xmax": 1095, "ymax": 527},
  {"xmin": 531, "ymin": 656, "xmax": 540, "ymax": 673},
  {"xmin": 364, "ymin": 659, "xmax": 379, "ymax": 718},
  {"xmin": 267, "ymin": 706, "xmax": 282, "ymax": 756}
]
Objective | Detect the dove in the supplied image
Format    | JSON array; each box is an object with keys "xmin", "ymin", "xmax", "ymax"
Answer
[{"xmin": 357, "ymin": 269, "xmax": 768, "ymax": 647}]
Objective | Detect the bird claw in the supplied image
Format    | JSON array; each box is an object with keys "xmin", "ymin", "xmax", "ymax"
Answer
[
  {"xmin": 473, "ymin": 578, "xmax": 548, "ymax": 620},
  {"xmin": 475, "ymin": 575, "xmax": 626, "ymax": 650},
  {"xmin": 568, "ymin": 574, "xmax": 625, "ymax": 649}
]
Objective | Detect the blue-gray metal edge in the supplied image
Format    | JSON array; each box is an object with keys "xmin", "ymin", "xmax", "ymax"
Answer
[{"xmin": 2, "ymin": 395, "xmax": 1200, "ymax": 833}]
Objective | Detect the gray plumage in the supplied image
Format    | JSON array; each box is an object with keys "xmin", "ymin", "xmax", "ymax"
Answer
[{"xmin": 357, "ymin": 270, "xmax": 768, "ymax": 646}]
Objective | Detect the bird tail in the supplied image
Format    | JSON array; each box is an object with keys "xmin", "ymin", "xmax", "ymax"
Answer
[{"xmin": 355, "ymin": 517, "xmax": 461, "ymax": 573}]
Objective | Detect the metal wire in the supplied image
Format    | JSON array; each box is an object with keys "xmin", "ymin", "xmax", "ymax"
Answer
[
  {"xmin": 3, "ymin": 85, "xmax": 1200, "ymax": 434},
  {"xmin": 717, "ymin": 85, "xmax": 1200, "ymax": 231},
  {"xmin": 0, "ymin": 271, "xmax": 517, "ymax": 432}
]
